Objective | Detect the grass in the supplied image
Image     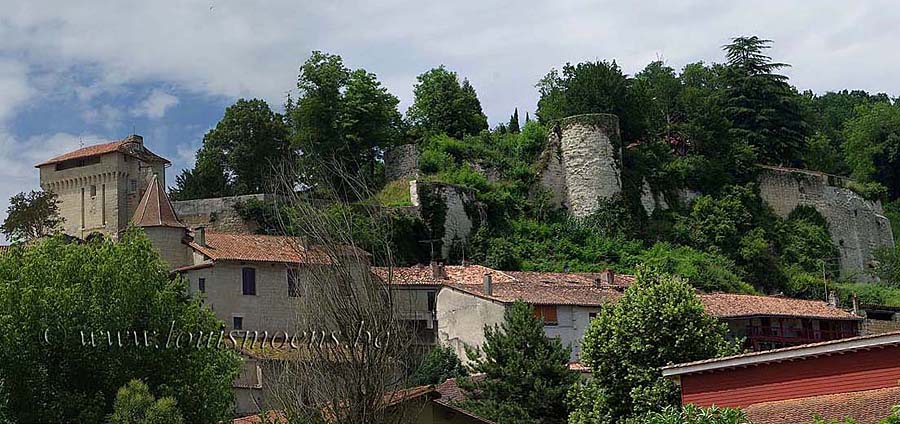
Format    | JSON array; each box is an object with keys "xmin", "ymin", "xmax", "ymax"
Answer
[{"xmin": 373, "ymin": 179, "xmax": 412, "ymax": 207}]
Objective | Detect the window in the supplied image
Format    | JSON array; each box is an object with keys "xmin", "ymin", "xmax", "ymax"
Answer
[
  {"xmin": 287, "ymin": 268, "xmax": 301, "ymax": 297},
  {"xmin": 533, "ymin": 305, "xmax": 558, "ymax": 325},
  {"xmin": 90, "ymin": 185, "xmax": 97, "ymax": 197},
  {"xmin": 129, "ymin": 179, "xmax": 138, "ymax": 193},
  {"xmin": 427, "ymin": 291, "xmax": 436, "ymax": 312},
  {"xmin": 589, "ymin": 312, "xmax": 597, "ymax": 320},
  {"xmin": 233, "ymin": 317, "xmax": 243, "ymax": 330},
  {"xmin": 198, "ymin": 278, "xmax": 206, "ymax": 293},
  {"xmin": 242, "ymin": 267, "xmax": 256, "ymax": 295}
]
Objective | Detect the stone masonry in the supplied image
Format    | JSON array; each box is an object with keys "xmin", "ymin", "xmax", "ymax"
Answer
[
  {"xmin": 758, "ymin": 165, "xmax": 895, "ymax": 281},
  {"xmin": 384, "ymin": 144, "xmax": 419, "ymax": 181},
  {"xmin": 409, "ymin": 180, "xmax": 483, "ymax": 260},
  {"xmin": 172, "ymin": 194, "xmax": 276, "ymax": 234},
  {"xmin": 539, "ymin": 114, "xmax": 623, "ymax": 218}
]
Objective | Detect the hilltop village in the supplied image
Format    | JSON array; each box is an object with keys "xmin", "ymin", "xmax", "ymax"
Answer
[{"xmin": 6, "ymin": 37, "xmax": 900, "ymax": 424}]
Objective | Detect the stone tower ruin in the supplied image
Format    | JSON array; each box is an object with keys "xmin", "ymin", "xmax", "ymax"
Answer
[{"xmin": 538, "ymin": 113, "xmax": 623, "ymax": 217}]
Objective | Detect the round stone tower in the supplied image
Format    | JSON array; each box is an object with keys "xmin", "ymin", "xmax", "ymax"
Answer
[{"xmin": 539, "ymin": 113, "xmax": 623, "ymax": 218}]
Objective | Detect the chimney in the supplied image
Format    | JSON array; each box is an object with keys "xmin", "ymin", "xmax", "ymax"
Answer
[
  {"xmin": 127, "ymin": 134, "xmax": 144, "ymax": 145},
  {"xmin": 483, "ymin": 273, "xmax": 493, "ymax": 296},
  {"xmin": 852, "ymin": 294, "xmax": 859, "ymax": 316},
  {"xmin": 602, "ymin": 269, "xmax": 615, "ymax": 286},
  {"xmin": 431, "ymin": 262, "xmax": 445, "ymax": 279},
  {"xmin": 827, "ymin": 290, "xmax": 838, "ymax": 308},
  {"xmin": 195, "ymin": 226, "xmax": 206, "ymax": 247}
]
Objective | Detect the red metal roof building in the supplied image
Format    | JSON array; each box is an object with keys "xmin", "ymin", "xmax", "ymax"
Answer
[{"xmin": 662, "ymin": 331, "xmax": 900, "ymax": 423}]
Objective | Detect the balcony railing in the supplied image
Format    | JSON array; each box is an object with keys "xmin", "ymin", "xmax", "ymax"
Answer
[{"xmin": 745, "ymin": 325, "xmax": 856, "ymax": 346}]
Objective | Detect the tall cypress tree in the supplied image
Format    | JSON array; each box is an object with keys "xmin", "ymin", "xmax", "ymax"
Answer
[
  {"xmin": 508, "ymin": 108, "xmax": 520, "ymax": 133},
  {"xmin": 722, "ymin": 36, "xmax": 808, "ymax": 165}
]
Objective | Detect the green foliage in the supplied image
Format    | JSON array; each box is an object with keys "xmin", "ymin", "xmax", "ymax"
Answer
[
  {"xmin": 885, "ymin": 200, "xmax": 900, "ymax": 241},
  {"xmin": 407, "ymin": 66, "xmax": 488, "ymax": 139},
  {"xmin": 412, "ymin": 346, "xmax": 468, "ymax": 386},
  {"xmin": 844, "ymin": 102, "xmax": 900, "ymax": 199},
  {"xmin": 873, "ymin": 246, "xmax": 900, "ymax": 287},
  {"xmin": 634, "ymin": 243, "xmax": 754, "ymax": 294},
  {"xmin": 568, "ymin": 270, "xmax": 742, "ymax": 424},
  {"xmin": 0, "ymin": 230, "xmax": 241, "ymax": 423},
  {"xmin": 373, "ymin": 179, "xmax": 412, "ymax": 207},
  {"xmin": 508, "ymin": 108, "xmax": 521, "ymax": 133},
  {"xmin": 722, "ymin": 36, "xmax": 808, "ymax": 165},
  {"xmin": 109, "ymin": 380, "xmax": 184, "ymax": 424},
  {"xmin": 172, "ymin": 98, "xmax": 291, "ymax": 200},
  {"xmin": 288, "ymin": 51, "xmax": 402, "ymax": 196},
  {"xmin": 1, "ymin": 190, "xmax": 64, "ymax": 243},
  {"xmin": 629, "ymin": 405, "xmax": 749, "ymax": 424},
  {"xmin": 459, "ymin": 301, "xmax": 577, "ymax": 424}
]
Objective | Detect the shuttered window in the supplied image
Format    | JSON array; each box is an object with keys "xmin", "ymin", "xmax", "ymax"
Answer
[{"xmin": 533, "ymin": 305, "xmax": 558, "ymax": 326}]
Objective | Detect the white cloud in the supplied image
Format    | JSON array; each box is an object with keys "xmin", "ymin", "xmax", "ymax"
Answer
[
  {"xmin": 132, "ymin": 89, "xmax": 179, "ymax": 119},
  {"xmin": 0, "ymin": 60, "xmax": 32, "ymax": 121}
]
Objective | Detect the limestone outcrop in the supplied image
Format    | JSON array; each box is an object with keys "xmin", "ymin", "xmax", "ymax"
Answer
[
  {"xmin": 538, "ymin": 114, "xmax": 623, "ymax": 217},
  {"xmin": 757, "ymin": 165, "xmax": 895, "ymax": 281}
]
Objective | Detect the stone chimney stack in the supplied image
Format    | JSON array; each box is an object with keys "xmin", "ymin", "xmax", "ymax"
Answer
[
  {"xmin": 431, "ymin": 262, "xmax": 445, "ymax": 279},
  {"xmin": 127, "ymin": 134, "xmax": 144, "ymax": 145},
  {"xmin": 602, "ymin": 269, "xmax": 615, "ymax": 286},
  {"xmin": 195, "ymin": 226, "xmax": 206, "ymax": 247},
  {"xmin": 828, "ymin": 290, "xmax": 838, "ymax": 308},
  {"xmin": 483, "ymin": 273, "xmax": 493, "ymax": 296},
  {"xmin": 852, "ymin": 294, "xmax": 859, "ymax": 315}
]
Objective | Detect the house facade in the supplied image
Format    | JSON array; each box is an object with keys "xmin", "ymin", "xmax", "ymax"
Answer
[{"xmin": 662, "ymin": 331, "xmax": 900, "ymax": 423}]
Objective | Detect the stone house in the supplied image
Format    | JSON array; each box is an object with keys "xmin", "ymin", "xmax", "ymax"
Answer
[{"xmin": 37, "ymin": 134, "xmax": 169, "ymax": 239}]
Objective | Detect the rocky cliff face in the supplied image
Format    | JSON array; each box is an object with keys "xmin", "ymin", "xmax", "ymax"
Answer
[
  {"xmin": 538, "ymin": 114, "xmax": 623, "ymax": 218},
  {"xmin": 757, "ymin": 165, "xmax": 895, "ymax": 281}
]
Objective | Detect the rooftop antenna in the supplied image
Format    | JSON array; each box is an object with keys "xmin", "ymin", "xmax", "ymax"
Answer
[{"xmin": 79, "ymin": 136, "xmax": 84, "ymax": 148}]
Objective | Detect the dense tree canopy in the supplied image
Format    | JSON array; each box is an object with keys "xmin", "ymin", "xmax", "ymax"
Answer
[
  {"xmin": 567, "ymin": 270, "xmax": 741, "ymax": 424},
  {"xmin": 407, "ymin": 66, "xmax": 488, "ymax": 139},
  {"xmin": 0, "ymin": 231, "xmax": 241, "ymax": 423},
  {"xmin": 172, "ymin": 98, "xmax": 290, "ymax": 200},
  {"xmin": 1, "ymin": 190, "xmax": 63, "ymax": 243}
]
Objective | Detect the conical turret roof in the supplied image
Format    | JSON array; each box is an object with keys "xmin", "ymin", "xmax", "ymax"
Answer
[{"xmin": 131, "ymin": 174, "xmax": 185, "ymax": 228}]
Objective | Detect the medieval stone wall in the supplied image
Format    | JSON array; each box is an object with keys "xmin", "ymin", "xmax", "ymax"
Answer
[
  {"xmin": 409, "ymin": 180, "xmax": 483, "ymax": 260},
  {"xmin": 538, "ymin": 114, "xmax": 623, "ymax": 218},
  {"xmin": 172, "ymin": 194, "xmax": 275, "ymax": 234},
  {"xmin": 757, "ymin": 165, "xmax": 895, "ymax": 281},
  {"xmin": 384, "ymin": 144, "xmax": 419, "ymax": 181}
]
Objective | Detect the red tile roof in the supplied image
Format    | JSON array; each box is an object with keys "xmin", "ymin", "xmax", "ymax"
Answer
[
  {"xmin": 232, "ymin": 411, "xmax": 287, "ymax": 424},
  {"xmin": 701, "ymin": 293, "xmax": 860, "ymax": 320},
  {"xmin": 745, "ymin": 387, "xmax": 900, "ymax": 424},
  {"xmin": 35, "ymin": 134, "xmax": 169, "ymax": 167},
  {"xmin": 188, "ymin": 232, "xmax": 369, "ymax": 265},
  {"xmin": 375, "ymin": 265, "xmax": 625, "ymax": 307},
  {"xmin": 132, "ymin": 174, "xmax": 185, "ymax": 228}
]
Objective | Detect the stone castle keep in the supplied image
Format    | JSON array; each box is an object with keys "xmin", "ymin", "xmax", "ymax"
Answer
[{"xmin": 36, "ymin": 134, "xmax": 169, "ymax": 239}]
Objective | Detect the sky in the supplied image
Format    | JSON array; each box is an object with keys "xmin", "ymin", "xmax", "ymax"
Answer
[{"xmin": 0, "ymin": 0, "xmax": 899, "ymax": 228}]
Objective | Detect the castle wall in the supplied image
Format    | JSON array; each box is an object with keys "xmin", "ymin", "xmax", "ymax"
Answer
[
  {"xmin": 172, "ymin": 194, "xmax": 274, "ymax": 233},
  {"xmin": 143, "ymin": 226, "xmax": 190, "ymax": 269},
  {"xmin": 409, "ymin": 181, "xmax": 482, "ymax": 260},
  {"xmin": 539, "ymin": 114, "xmax": 623, "ymax": 218},
  {"xmin": 758, "ymin": 166, "xmax": 895, "ymax": 281},
  {"xmin": 384, "ymin": 144, "xmax": 419, "ymax": 181}
]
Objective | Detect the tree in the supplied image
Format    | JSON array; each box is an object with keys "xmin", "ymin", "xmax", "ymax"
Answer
[
  {"xmin": 0, "ymin": 230, "xmax": 241, "ymax": 423},
  {"xmin": 407, "ymin": 66, "xmax": 488, "ymax": 139},
  {"xmin": 630, "ymin": 405, "xmax": 749, "ymax": 424},
  {"xmin": 412, "ymin": 345, "xmax": 468, "ymax": 386},
  {"xmin": 536, "ymin": 60, "xmax": 647, "ymax": 141},
  {"xmin": 843, "ymin": 102, "xmax": 900, "ymax": 199},
  {"xmin": 289, "ymin": 51, "xmax": 402, "ymax": 194},
  {"xmin": 567, "ymin": 269, "xmax": 741, "ymax": 424},
  {"xmin": 457, "ymin": 300, "xmax": 577, "ymax": 424},
  {"xmin": 109, "ymin": 380, "xmax": 184, "ymax": 424},
  {"xmin": 721, "ymin": 36, "xmax": 808, "ymax": 165},
  {"xmin": 1, "ymin": 190, "xmax": 64, "ymax": 243},
  {"xmin": 171, "ymin": 98, "xmax": 291, "ymax": 200},
  {"xmin": 508, "ymin": 108, "xmax": 520, "ymax": 133}
]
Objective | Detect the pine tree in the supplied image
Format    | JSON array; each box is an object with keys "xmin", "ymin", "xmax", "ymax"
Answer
[
  {"xmin": 508, "ymin": 108, "xmax": 520, "ymax": 133},
  {"xmin": 458, "ymin": 301, "xmax": 576, "ymax": 424},
  {"xmin": 524, "ymin": 111, "xmax": 531, "ymax": 123}
]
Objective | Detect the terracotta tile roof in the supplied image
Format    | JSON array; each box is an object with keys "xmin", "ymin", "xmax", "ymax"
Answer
[
  {"xmin": 504, "ymin": 270, "xmax": 634, "ymax": 289},
  {"xmin": 188, "ymin": 232, "xmax": 369, "ymax": 265},
  {"xmin": 131, "ymin": 174, "xmax": 186, "ymax": 228},
  {"xmin": 701, "ymin": 293, "xmax": 860, "ymax": 320},
  {"xmin": 662, "ymin": 331, "xmax": 900, "ymax": 375},
  {"xmin": 232, "ymin": 411, "xmax": 287, "ymax": 424},
  {"xmin": 35, "ymin": 134, "xmax": 169, "ymax": 167},
  {"xmin": 376, "ymin": 265, "xmax": 625, "ymax": 307},
  {"xmin": 745, "ymin": 387, "xmax": 900, "ymax": 424},
  {"xmin": 433, "ymin": 376, "xmax": 496, "ymax": 423}
]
